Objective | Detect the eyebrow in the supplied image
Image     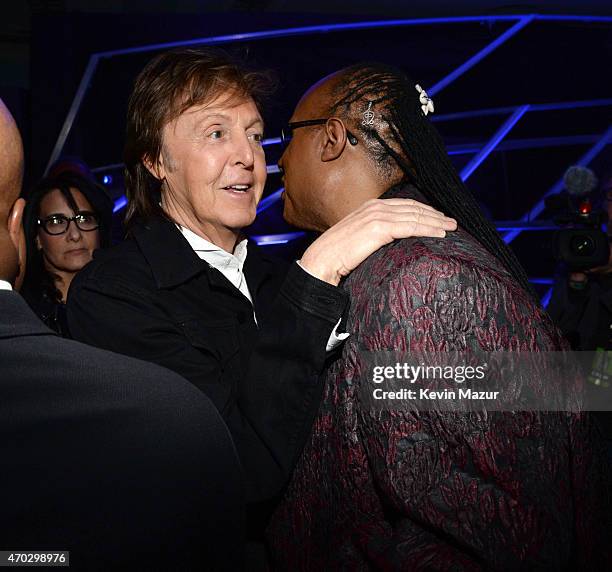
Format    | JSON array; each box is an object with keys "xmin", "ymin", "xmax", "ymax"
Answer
[
  {"xmin": 197, "ymin": 113, "xmax": 231, "ymax": 122},
  {"xmin": 192, "ymin": 113, "xmax": 229, "ymax": 131},
  {"xmin": 192, "ymin": 113, "xmax": 264, "ymax": 132},
  {"xmin": 246, "ymin": 117, "xmax": 264, "ymax": 129},
  {"xmin": 42, "ymin": 210, "xmax": 95, "ymax": 219}
]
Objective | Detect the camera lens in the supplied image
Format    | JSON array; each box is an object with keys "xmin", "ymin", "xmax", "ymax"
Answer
[{"xmin": 570, "ymin": 235, "xmax": 596, "ymax": 257}]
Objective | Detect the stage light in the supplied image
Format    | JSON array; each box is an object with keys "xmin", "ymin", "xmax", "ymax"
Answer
[
  {"xmin": 251, "ymin": 232, "xmax": 306, "ymax": 246},
  {"xmin": 113, "ymin": 195, "xmax": 127, "ymax": 213}
]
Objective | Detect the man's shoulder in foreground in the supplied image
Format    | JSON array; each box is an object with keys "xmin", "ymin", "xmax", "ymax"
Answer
[{"xmin": 0, "ymin": 291, "xmax": 243, "ymax": 570}]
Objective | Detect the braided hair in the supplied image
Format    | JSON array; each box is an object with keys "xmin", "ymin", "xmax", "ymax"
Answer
[{"xmin": 328, "ymin": 63, "xmax": 536, "ymax": 301}]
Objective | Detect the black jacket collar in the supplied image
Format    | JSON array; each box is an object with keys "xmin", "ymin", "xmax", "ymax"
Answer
[
  {"xmin": 132, "ymin": 216, "xmax": 278, "ymax": 295},
  {"xmin": 133, "ymin": 216, "xmax": 205, "ymax": 289},
  {"xmin": 0, "ymin": 291, "xmax": 56, "ymax": 339}
]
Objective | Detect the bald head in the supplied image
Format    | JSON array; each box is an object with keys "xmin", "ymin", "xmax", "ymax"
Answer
[
  {"xmin": 293, "ymin": 71, "xmax": 342, "ymax": 117},
  {"xmin": 0, "ymin": 98, "xmax": 26, "ymax": 287},
  {"xmin": 0, "ymin": 99, "xmax": 24, "ymax": 215}
]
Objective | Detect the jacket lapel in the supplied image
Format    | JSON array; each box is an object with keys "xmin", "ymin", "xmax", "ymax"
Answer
[
  {"xmin": 133, "ymin": 217, "xmax": 283, "ymax": 318},
  {"xmin": 243, "ymin": 244, "xmax": 284, "ymax": 318},
  {"xmin": 133, "ymin": 216, "xmax": 258, "ymax": 305},
  {"xmin": 133, "ymin": 216, "xmax": 207, "ymax": 289}
]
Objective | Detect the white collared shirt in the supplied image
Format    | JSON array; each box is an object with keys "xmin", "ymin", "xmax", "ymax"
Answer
[
  {"xmin": 178, "ymin": 225, "xmax": 348, "ymax": 351},
  {"xmin": 179, "ymin": 225, "xmax": 254, "ymax": 308},
  {"xmin": 0, "ymin": 279, "xmax": 12, "ymax": 291}
]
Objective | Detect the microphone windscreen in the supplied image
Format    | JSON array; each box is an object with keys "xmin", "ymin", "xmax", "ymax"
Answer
[{"xmin": 563, "ymin": 166, "xmax": 598, "ymax": 196}]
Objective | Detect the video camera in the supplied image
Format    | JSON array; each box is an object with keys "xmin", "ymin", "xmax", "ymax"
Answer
[{"xmin": 546, "ymin": 166, "xmax": 609, "ymax": 271}]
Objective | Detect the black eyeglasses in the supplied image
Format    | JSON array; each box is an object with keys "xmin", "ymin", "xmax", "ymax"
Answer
[
  {"xmin": 280, "ymin": 118, "xmax": 358, "ymax": 149},
  {"xmin": 37, "ymin": 212, "xmax": 100, "ymax": 236}
]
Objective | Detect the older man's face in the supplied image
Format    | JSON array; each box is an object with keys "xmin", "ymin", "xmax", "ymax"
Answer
[{"xmin": 159, "ymin": 96, "xmax": 266, "ymax": 244}]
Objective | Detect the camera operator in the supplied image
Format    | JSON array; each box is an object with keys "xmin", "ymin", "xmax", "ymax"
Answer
[
  {"xmin": 547, "ymin": 169, "xmax": 612, "ymax": 453},
  {"xmin": 548, "ymin": 169, "xmax": 612, "ymax": 351}
]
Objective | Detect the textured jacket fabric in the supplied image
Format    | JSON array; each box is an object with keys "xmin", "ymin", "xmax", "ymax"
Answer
[
  {"xmin": 1, "ymin": 291, "xmax": 243, "ymax": 571},
  {"xmin": 267, "ymin": 185, "xmax": 610, "ymax": 571},
  {"xmin": 66, "ymin": 215, "xmax": 349, "ymax": 503}
]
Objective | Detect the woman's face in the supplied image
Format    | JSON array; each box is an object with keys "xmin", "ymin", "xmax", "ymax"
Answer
[{"xmin": 35, "ymin": 188, "xmax": 101, "ymax": 275}]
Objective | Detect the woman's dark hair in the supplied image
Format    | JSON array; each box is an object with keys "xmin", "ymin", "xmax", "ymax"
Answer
[
  {"xmin": 123, "ymin": 47, "xmax": 275, "ymax": 228},
  {"xmin": 328, "ymin": 62, "xmax": 536, "ymax": 301},
  {"xmin": 22, "ymin": 172, "xmax": 112, "ymax": 304}
]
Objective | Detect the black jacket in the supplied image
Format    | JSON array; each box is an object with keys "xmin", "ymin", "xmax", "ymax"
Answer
[
  {"xmin": 548, "ymin": 272, "xmax": 612, "ymax": 350},
  {"xmin": 22, "ymin": 290, "xmax": 70, "ymax": 336},
  {"xmin": 67, "ymin": 215, "xmax": 348, "ymax": 502},
  {"xmin": 1, "ymin": 291, "xmax": 243, "ymax": 571}
]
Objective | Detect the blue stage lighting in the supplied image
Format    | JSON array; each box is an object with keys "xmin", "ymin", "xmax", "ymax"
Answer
[
  {"xmin": 460, "ymin": 105, "xmax": 530, "ymax": 182},
  {"xmin": 504, "ymin": 124, "xmax": 612, "ymax": 244},
  {"xmin": 47, "ymin": 14, "xmax": 612, "ymax": 173},
  {"xmin": 257, "ymin": 188, "xmax": 284, "ymax": 214},
  {"xmin": 113, "ymin": 195, "xmax": 127, "ymax": 213},
  {"xmin": 251, "ymin": 232, "xmax": 306, "ymax": 246},
  {"xmin": 541, "ymin": 287, "xmax": 553, "ymax": 308}
]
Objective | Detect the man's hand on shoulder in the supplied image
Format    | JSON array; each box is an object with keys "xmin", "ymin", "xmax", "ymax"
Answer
[{"xmin": 300, "ymin": 198, "xmax": 457, "ymax": 286}]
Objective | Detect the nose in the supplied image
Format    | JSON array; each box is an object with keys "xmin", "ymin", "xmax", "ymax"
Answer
[
  {"xmin": 233, "ymin": 132, "xmax": 255, "ymax": 169},
  {"xmin": 66, "ymin": 219, "xmax": 83, "ymax": 242},
  {"xmin": 278, "ymin": 150, "xmax": 286, "ymax": 174}
]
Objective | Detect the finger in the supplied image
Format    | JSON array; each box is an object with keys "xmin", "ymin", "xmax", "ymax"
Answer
[
  {"xmin": 365, "ymin": 205, "xmax": 449, "ymax": 223},
  {"xmin": 389, "ymin": 221, "xmax": 448, "ymax": 239},
  {"xmin": 377, "ymin": 198, "xmax": 443, "ymax": 215},
  {"xmin": 376, "ymin": 198, "xmax": 444, "ymax": 216},
  {"xmin": 382, "ymin": 212, "xmax": 457, "ymax": 229},
  {"xmin": 440, "ymin": 217, "xmax": 458, "ymax": 230},
  {"xmin": 385, "ymin": 205, "xmax": 452, "ymax": 222}
]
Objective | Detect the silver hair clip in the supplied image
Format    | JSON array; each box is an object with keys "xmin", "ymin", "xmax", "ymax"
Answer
[{"xmin": 362, "ymin": 101, "xmax": 375, "ymax": 126}]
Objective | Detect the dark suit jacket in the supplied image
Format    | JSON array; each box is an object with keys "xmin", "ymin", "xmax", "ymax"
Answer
[
  {"xmin": 1, "ymin": 291, "xmax": 243, "ymax": 571},
  {"xmin": 268, "ymin": 184, "xmax": 610, "ymax": 571},
  {"xmin": 67, "ymin": 216, "xmax": 348, "ymax": 502}
]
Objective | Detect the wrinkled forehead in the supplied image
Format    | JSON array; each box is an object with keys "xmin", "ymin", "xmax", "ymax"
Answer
[{"xmin": 167, "ymin": 93, "xmax": 263, "ymax": 133}]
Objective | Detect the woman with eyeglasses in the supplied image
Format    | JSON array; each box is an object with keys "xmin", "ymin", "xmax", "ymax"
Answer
[{"xmin": 22, "ymin": 172, "xmax": 112, "ymax": 336}]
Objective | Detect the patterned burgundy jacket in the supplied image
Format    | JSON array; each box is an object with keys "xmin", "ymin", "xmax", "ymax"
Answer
[{"xmin": 266, "ymin": 185, "xmax": 610, "ymax": 571}]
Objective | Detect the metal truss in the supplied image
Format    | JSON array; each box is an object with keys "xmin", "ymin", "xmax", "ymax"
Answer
[
  {"xmin": 49, "ymin": 13, "xmax": 612, "ymax": 174},
  {"xmin": 53, "ymin": 14, "xmax": 612, "ymax": 304}
]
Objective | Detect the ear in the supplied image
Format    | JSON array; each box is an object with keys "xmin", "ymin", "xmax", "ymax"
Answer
[
  {"xmin": 8, "ymin": 197, "xmax": 26, "ymax": 291},
  {"xmin": 142, "ymin": 153, "xmax": 166, "ymax": 181},
  {"xmin": 321, "ymin": 118, "xmax": 349, "ymax": 163}
]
